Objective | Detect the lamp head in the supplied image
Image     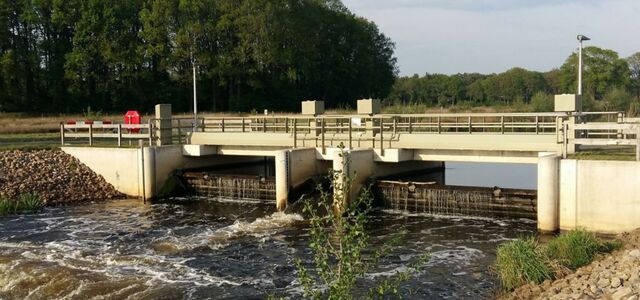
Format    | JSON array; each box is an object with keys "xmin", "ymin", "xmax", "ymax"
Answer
[{"xmin": 577, "ymin": 35, "xmax": 591, "ymax": 42}]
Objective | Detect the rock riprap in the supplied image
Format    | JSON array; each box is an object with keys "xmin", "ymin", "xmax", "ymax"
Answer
[
  {"xmin": 0, "ymin": 150, "xmax": 122, "ymax": 204},
  {"xmin": 507, "ymin": 229, "xmax": 640, "ymax": 300}
]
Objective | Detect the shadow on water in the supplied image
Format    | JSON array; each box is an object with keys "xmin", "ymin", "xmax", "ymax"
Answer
[{"xmin": 0, "ymin": 195, "xmax": 537, "ymax": 299}]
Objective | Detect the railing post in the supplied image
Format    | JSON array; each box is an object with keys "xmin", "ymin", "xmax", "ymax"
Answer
[
  {"xmin": 393, "ymin": 117, "xmax": 398, "ymax": 134},
  {"xmin": 437, "ymin": 116, "xmax": 442, "ymax": 134},
  {"xmin": 636, "ymin": 126, "xmax": 640, "ymax": 162},
  {"xmin": 408, "ymin": 117, "xmax": 413, "ymax": 134},
  {"xmin": 201, "ymin": 118, "xmax": 205, "ymax": 132},
  {"xmin": 380, "ymin": 117, "xmax": 384, "ymax": 155},
  {"xmin": 293, "ymin": 121, "xmax": 298, "ymax": 148},
  {"xmin": 285, "ymin": 117, "xmax": 289, "ymax": 134},
  {"xmin": 88, "ymin": 123, "xmax": 93, "ymax": 146},
  {"xmin": 535, "ymin": 116, "xmax": 540, "ymax": 134},
  {"xmin": 148, "ymin": 119, "xmax": 153, "ymax": 146},
  {"xmin": 263, "ymin": 118, "xmax": 267, "ymax": 133},
  {"xmin": 321, "ymin": 118, "xmax": 326, "ymax": 155},
  {"xmin": 501, "ymin": 116, "xmax": 505, "ymax": 134},
  {"xmin": 60, "ymin": 123, "xmax": 65, "ymax": 146},
  {"xmin": 563, "ymin": 122, "xmax": 568, "ymax": 159},
  {"xmin": 117, "ymin": 124, "xmax": 122, "ymax": 147},
  {"xmin": 177, "ymin": 120, "xmax": 182, "ymax": 144},
  {"xmin": 242, "ymin": 118, "xmax": 246, "ymax": 133},
  {"xmin": 348, "ymin": 119, "xmax": 353, "ymax": 149},
  {"xmin": 468, "ymin": 116, "xmax": 472, "ymax": 134}
]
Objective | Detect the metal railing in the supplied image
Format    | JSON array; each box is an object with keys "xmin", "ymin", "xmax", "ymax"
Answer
[
  {"xmin": 563, "ymin": 122, "xmax": 640, "ymax": 161},
  {"xmin": 60, "ymin": 121, "xmax": 155, "ymax": 147}
]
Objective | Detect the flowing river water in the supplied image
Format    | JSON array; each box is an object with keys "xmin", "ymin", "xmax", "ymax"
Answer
[{"xmin": 0, "ymin": 162, "xmax": 538, "ymax": 299}]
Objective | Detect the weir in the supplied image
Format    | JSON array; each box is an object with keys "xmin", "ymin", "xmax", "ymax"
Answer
[{"xmin": 58, "ymin": 98, "xmax": 640, "ymax": 234}]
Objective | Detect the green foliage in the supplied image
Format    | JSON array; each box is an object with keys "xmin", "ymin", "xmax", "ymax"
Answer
[
  {"xmin": 603, "ymin": 87, "xmax": 634, "ymax": 112},
  {"xmin": 495, "ymin": 237, "xmax": 554, "ymax": 292},
  {"xmin": 530, "ymin": 92, "xmax": 554, "ymax": 112},
  {"xmin": 295, "ymin": 145, "xmax": 428, "ymax": 299},
  {"xmin": 545, "ymin": 229, "xmax": 619, "ymax": 271},
  {"xmin": 0, "ymin": 0, "xmax": 397, "ymax": 113},
  {"xmin": 0, "ymin": 193, "xmax": 44, "ymax": 215}
]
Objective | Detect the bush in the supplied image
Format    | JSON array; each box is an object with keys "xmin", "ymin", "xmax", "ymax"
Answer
[
  {"xmin": 545, "ymin": 229, "xmax": 618, "ymax": 270},
  {"xmin": 530, "ymin": 92, "xmax": 553, "ymax": 112},
  {"xmin": 604, "ymin": 88, "xmax": 634, "ymax": 112},
  {"xmin": 495, "ymin": 237, "xmax": 553, "ymax": 291}
]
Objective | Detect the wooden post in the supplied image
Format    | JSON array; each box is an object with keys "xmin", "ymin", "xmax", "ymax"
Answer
[
  {"xmin": 60, "ymin": 123, "xmax": 65, "ymax": 146},
  {"xmin": 117, "ymin": 124, "xmax": 122, "ymax": 147},
  {"xmin": 88, "ymin": 123, "xmax": 93, "ymax": 146}
]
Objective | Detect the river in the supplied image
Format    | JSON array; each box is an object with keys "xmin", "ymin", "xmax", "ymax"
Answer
[{"xmin": 0, "ymin": 163, "xmax": 537, "ymax": 299}]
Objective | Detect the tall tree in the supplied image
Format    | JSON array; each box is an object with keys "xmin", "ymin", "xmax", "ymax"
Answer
[{"xmin": 627, "ymin": 52, "xmax": 640, "ymax": 98}]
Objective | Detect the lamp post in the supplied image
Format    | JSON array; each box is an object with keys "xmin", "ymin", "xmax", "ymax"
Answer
[
  {"xmin": 191, "ymin": 51, "xmax": 198, "ymax": 131},
  {"xmin": 577, "ymin": 34, "xmax": 590, "ymax": 96}
]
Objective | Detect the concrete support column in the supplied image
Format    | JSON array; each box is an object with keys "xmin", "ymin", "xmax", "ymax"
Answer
[
  {"xmin": 155, "ymin": 104, "xmax": 173, "ymax": 146},
  {"xmin": 332, "ymin": 149, "xmax": 375, "ymax": 214},
  {"xmin": 275, "ymin": 150, "xmax": 289, "ymax": 211},
  {"xmin": 138, "ymin": 146, "xmax": 156, "ymax": 200},
  {"xmin": 537, "ymin": 152, "xmax": 560, "ymax": 232}
]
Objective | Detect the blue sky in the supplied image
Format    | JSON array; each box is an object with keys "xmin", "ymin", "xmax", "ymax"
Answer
[{"xmin": 341, "ymin": 0, "xmax": 640, "ymax": 76}]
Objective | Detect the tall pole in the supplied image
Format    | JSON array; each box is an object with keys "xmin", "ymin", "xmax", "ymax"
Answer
[
  {"xmin": 192, "ymin": 52, "xmax": 198, "ymax": 131},
  {"xmin": 578, "ymin": 39, "xmax": 583, "ymax": 96}
]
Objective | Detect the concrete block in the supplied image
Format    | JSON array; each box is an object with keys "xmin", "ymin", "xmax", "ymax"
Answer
[
  {"xmin": 554, "ymin": 94, "xmax": 582, "ymax": 112},
  {"xmin": 301, "ymin": 100, "xmax": 325, "ymax": 116},
  {"xmin": 357, "ymin": 99, "xmax": 381, "ymax": 115}
]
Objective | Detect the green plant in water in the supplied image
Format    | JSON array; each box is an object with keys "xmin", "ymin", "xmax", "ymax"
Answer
[
  {"xmin": 295, "ymin": 145, "xmax": 429, "ymax": 300},
  {"xmin": 545, "ymin": 229, "xmax": 620, "ymax": 271},
  {"xmin": 0, "ymin": 193, "xmax": 43, "ymax": 215},
  {"xmin": 495, "ymin": 237, "xmax": 553, "ymax": 291}
]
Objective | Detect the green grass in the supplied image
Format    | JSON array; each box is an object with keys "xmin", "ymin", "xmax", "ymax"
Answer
[
  {"xmin": 546, "ymin": 229, "xmax": 621, "ymax": 270},
  {"xmin": 0, "ymin": 193, "xmax": 44, "ymax": 215},
  {"xmin": 568, "ymin": 148, "xmax": 636, "ymax": 161},
  {"xmin": 495, "ymin": 237, "xmax": 554, "ymax": 291}
]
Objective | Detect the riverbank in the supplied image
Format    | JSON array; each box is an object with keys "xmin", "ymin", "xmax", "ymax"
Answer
[
  {"xmin": 505, "ymin": 229, "xmax": 640, "ymax": 300},
  {"xmin": 0, "ymin": 150, "xmax": 122, "ymax": 205}
]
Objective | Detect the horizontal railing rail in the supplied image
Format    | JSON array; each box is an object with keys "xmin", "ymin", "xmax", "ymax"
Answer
[
  {"xmin": 564, "ymin": 122, "xmax": 640, "ymax": 161},
  {"xmin": 60, "ymin": 121, "xmax": 155, "ymax": 147}
]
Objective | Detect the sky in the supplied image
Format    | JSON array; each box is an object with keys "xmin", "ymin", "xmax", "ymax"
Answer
[{"xmin": 341, "ymin": 0, "xmax": 640, "ymax": 76}]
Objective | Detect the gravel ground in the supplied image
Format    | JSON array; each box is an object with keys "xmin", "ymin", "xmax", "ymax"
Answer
[
  {"xmin": 0, "ymin": 150, "xmax": 122, "ymax": 204},
  {"xmin": 506, "ymin": 229, "xmax": 640, "ymax": 300}
]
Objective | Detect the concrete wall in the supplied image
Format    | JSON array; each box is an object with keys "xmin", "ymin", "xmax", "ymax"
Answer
[
  {"xmin": 560, "ymin": 159, "xmax": 640, "ymax": 234},
  {"xmin": 63, "ymin": 146, "xmax": 262, "ymax": 199}
]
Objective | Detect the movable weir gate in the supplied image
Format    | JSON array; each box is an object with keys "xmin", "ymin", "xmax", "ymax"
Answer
[
  {"xmin": 373, "ymin": 181, "xmax": 537, "ymax": 219},
  {"xmin": 181, "ymin": 172, "xmax": 276, "ymax": 202}
]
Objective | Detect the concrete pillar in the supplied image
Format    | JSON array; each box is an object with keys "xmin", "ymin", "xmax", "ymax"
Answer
[
  {"xmin": 275, "ymin": 150, "xmax": 289, "ymax": 211},
  {"xmin": 155, "ymin": 104, "xmax": 173, "ymax": 146},
  {"xmin": 332, "ymin": 149, "xmax": 375, "ymax": 214},
  {"xmin": 537, "ymin": 152, "xmax": 560, "ymax": 232},
  {"xmin": 138, "ymin": 146, "xmax": 156, "ymax": 200}
]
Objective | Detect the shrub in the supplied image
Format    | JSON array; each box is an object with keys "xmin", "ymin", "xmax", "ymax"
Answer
[
  {"xmin": 495, "ymin": 237, "xmax": 553, "ymax": 291},
  {"xmin": 530, "ymin": 92, "xmax": 553, "ymax": 112},
  {"xmin": 0, "ymin": 193, "xmax": 43, "ymax": 215},
  {"xmin": 545, "ymin": 229, "xmax": 618, "ymax": 270}
]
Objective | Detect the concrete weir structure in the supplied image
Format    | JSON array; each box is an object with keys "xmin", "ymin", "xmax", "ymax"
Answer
[{"xmin": 59, "ymin": 99, "xmax": 640, "ymax": 234}]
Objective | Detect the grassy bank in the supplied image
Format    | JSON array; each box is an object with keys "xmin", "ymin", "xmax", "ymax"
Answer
[
  {"xmin": 0, "ymin": 193, "xmax": 44, "ymax": 215},
  {"xmin": 496, "ymin": 229, "xmax": 621, "ymax": 292}
]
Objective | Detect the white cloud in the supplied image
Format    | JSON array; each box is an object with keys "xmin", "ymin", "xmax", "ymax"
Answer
[{"xmin": 342, "ymin": 0, "xmax": 640, "ymax": 75}]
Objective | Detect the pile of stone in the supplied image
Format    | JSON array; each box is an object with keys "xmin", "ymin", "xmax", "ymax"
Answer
[
  {"xmin": 0, "ymin": 150, "xmax": 122, "ymax": 204},
  {"xmin": 507, "ymin": 229, "xmax": 640, "ymax": 300}
]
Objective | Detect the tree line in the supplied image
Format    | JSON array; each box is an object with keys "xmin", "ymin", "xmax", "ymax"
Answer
[
  {"xmin": 0, "ymin": 0, "xmax": 397, "ymax": 113},
  {"xmin": 387, "ymin": 48, "xmax": 640, "ymax": 114}
]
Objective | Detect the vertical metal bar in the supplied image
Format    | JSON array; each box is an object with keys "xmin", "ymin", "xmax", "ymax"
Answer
[
  {"xmin": 408, "ymin": 117, "xmax": 413, "ymax": 134},
  {"xmin": 201, "ymin": 118, "xmax": 205, "ymax": 132},
  {"xmin": 293, "ymin": 121, "xmax": 298, "ymax": 148},
  {"xmin": 380, "ymin": 117, "xmax": 384, "ymax": 155},
  {"xmin": 321, "ymin": 118, "xmax": 326, "ymax": 155},
  {"xmin": 263, "ymin": 118, "xmax": 267, "ymax": 133},
  {"xmin": 468, "ymin": 116, "xmax": 472, "ymax": 134},
  {"xmin": 393, "ymin": 118, "xmax": 398, "ymax": 134},
  {"xmin": 348, "ymin": 119, "xmax": 353, "ymax": 149},
  {"xmin": 148, "ymin": 119, "xmax": 153, "ymax": 146},
  {"xmin": 221, "ymin": 118, "xmax": 225, "ymax": 132},
  {"xmin": 501, "ymin": 116, "xmax": 505, "ymax": 134},
  {"xmin": 177, "ymin": 120, "xmax": 182, "ymax": 144},
  {"xmin": 285, "ymin": 117, "xmax": 289, "ymax": 134},
  {"xmin": 88, "ymin": 123, "xmax": 93, "ymax": 146},
  {"xmin": 535, "ymin": 116, "xmax": 539, "ymax": 134},
  {"xmin": 563, "ymin": 122, "xmax": 568, "ymax": 159},
  {"xmin": 60, "ymin": 123, "xmax": 65, "ymax": 145},
  {"xmin": 437, "ymin": 116, "xmax": 442, "ymax": 134},
  {"xmin": 118, "ymin": 124, "xmax": 122, "ymax": 147},
  {"xmin": 636, "ymin": 126, "xmax": 640, "ymax": 162},
  {"xmin": 242, "ymin": 118, "xmax": 246, "ymax": 133}
]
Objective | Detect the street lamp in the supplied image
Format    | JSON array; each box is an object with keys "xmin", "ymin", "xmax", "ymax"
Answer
[
  {"xmin": 191, "ymin": 51, "xmax": 198, "ymax": 131},
  {"xmin": 577, "ymin": 34, "xmax": 591, "ymax": 96}
]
